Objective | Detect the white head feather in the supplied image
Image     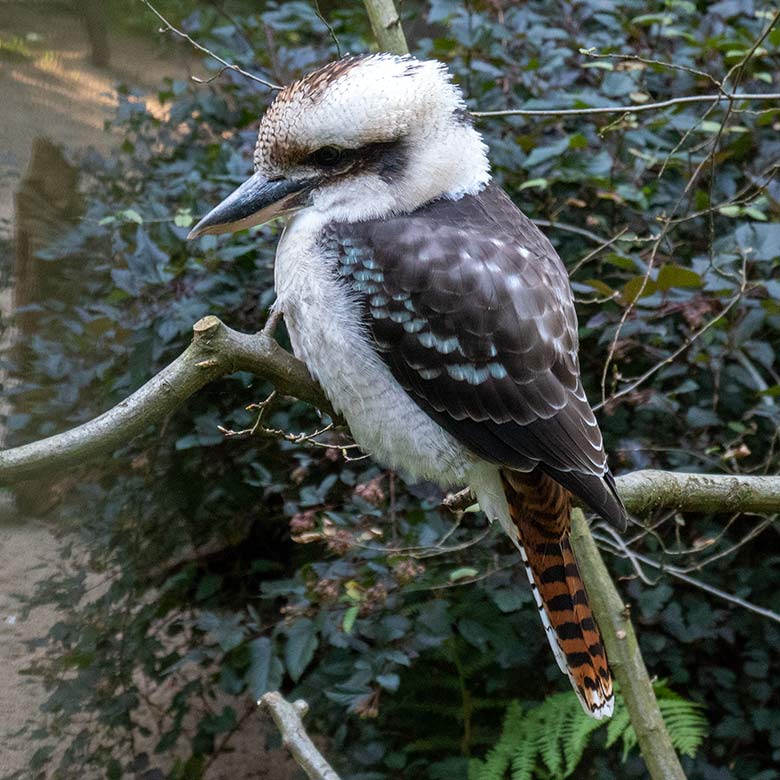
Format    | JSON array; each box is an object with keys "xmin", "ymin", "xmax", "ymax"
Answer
[{"xmin": 254, "ymin": 54, "xmax": 491, "ymax": 221}]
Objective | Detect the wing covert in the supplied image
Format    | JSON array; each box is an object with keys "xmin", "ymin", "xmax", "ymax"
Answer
[{"xmin": 323, "ymin": 184, "xmax": 625, "ymax": 528}]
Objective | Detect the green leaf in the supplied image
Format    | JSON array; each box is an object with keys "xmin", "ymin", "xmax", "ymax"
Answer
[
  {"xmin": 121, "ymin": 208, "xmax": 143, "ymax": 224},
  {"xmin": 343, "ymin": 605, "xmax": 359, "ymax": 633},
  {"xmin": 490, "ymin": 588, "xmax": 527, "ymax": 613},
  {"xmin": 174, "ymin": 209, "xmax": 194, "ymax": 227},
  {"xmin": 247, "ymin": 637, "xmax": 283, "ymax": 700},
  {"xmin": 449, "ymin": 567, "xmax": 479, "ymax": 582},
  {"xmin": 377, "ymin": 672, "xmax": 400, "ymax": 692},
  {"xmin": 582, "ymin": 278, "xmax": 614, "ymax": 297},
  {"xmin": 622, "ymin": 276, "xmax": 657, "ymax": 304},
  {"xmin": 656, "ymin": 264, "xmax": 702, "ymax": 291},
  {"xmin": 285, "ymin": 618, "xmax": 318, "ymax": 682},
  {"xmin": 525, "ymin": 137, "xmax": 569, "ymax": 168},
  {"xmin": 518, "ymin": 177, "xmax": 548, "ymax": 191}
]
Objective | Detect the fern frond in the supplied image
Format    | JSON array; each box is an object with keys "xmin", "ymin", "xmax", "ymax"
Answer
[
  {"xmin": 470, "ymin": 680, "xmax": 707, "ymax": 779},
  {"xmin": 658, "ymin": 698, "xmax": 708, "ymax": 757},
  {"xmin": 509, "ymin": 740, "xmax": 536, "ymax": 780},
  {"xmin": 474, "ymin": 746, "xmax": 511, "ymax": 780},
  {"xmin": 468, "ymin": 758, "xmax": 487, "ymax": 780},
  {"xmin": 561, "ymin": 700, "xmax": 602, "ymax": 776},
  {"xmin": 604, "ymin": 699, "xmax": 629, "ymax": 749},
  {"xmin": 534, "ymin": 694, "xmax": 570, "ymax": 777}
]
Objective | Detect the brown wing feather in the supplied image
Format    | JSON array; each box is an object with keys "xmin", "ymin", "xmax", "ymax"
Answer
[
  {"xmin": 501, "ymin": 469, "xmax": 614, "ymax": 718},
  {"xmin": 326, "ymin": 184, "xmax": 627, "ymax": 530}
]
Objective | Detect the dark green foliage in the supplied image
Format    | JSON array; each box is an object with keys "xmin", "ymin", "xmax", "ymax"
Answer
[{"xmin": 2, "ymin": 1, "xmax": 780, "ymax": 779}]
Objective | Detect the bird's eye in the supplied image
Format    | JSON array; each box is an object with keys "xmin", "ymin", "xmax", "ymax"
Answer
[{"xmin": 312, "ymin": 146, "xmax": 344, "ymax": 167}]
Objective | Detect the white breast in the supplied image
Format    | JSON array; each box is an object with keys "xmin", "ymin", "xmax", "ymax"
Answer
[{"xmin": 273, "ymin": 209, "xmax": 473, "ymax": 487}]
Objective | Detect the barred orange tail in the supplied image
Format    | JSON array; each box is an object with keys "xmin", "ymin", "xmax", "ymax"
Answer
[{"xmin": 501, "ymin": 469, "xmax": 614, "ymax": 719}]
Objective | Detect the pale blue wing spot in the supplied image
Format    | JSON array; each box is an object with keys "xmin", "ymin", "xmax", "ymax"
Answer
[
  {"xmin": 356, "ymin": 280, "xmax": 380, "ymax": 294},
  {"xmin": 488, "ymin": 362, "xmax": 508, "ymax": 379},
  {"xmin": 403, "ymin": 319, "xmax": 426, "ymax": 333},
  {"xmin": 447, "ymin": 364, "xmax": 492, "ymax": 385},
  {"xmin": 435, "ymin": 335, "xmax": 460, "ymax": 354}
]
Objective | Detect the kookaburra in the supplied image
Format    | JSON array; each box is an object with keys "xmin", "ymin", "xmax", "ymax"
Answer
[{"xmin": 189, "ymin": 53, "xmax": 627, "ymax": 719}]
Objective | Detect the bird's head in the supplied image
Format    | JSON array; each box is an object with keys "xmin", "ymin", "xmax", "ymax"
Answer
[{"xmin": 188, "ymin": 53, "xmax": 490, "ymax": 238}]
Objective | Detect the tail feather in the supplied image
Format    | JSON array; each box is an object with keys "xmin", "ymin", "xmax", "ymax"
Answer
[{"xmin": 501, "ymin": 469, "xmax": 614, "ymax": 719}]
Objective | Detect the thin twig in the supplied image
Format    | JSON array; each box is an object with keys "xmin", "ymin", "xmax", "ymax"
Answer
[
  {"xmin": 594, "ymin": 535, "xmax": 780, "ymax": 625},
  {"xmin": 579, "ymin": 49, "xmax": 723, "ymax": 90},
  {"xmin": 472, "ymin": 91, "xmax": 780, "ymax": 119},
  {"xmin": 568, "ymin": 227, "xmax": 629, "ymax": 277},
  {"xmin": 595, "ymin": 267, "xmax": 749, "ymax": 411},
  {"xmin": 141, "ymin": 0, "xmax": 282, "ymax": 90},
  {"xmin": 313, "ymin": 0, "xmax": 342, "ymax": 58}
]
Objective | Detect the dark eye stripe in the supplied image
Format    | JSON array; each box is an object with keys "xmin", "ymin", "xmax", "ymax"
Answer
[
  {"xmin": 310, "ymin": 146, "xmax": 344, "ymax": 167},
  {"xmin": 303, "ymin": 139, "xmax": 405, "ymax": 181}
]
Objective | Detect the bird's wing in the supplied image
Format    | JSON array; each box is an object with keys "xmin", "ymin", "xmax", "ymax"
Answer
[{"xmin": 323, "ymin": 184, "xmax": 625, "ymax": 528}]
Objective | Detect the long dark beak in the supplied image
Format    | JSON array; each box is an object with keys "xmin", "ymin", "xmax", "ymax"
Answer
[{"xmin": 187, "ymin": 172, "xmax": 311, "ymax": 239}]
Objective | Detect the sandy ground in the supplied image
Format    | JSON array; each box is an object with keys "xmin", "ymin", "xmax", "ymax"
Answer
[
  {"xmin": 0, "ymin": 5, "xmax": 302, "ymax": 777},
  {"xmin": 0, "ymin": 521, "xmax": 60, "ymax": 776}
]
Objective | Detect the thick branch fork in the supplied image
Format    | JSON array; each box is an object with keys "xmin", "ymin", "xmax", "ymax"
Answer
[
  {"xmin": 259, "ymin": 693, "xmax": 341, "ymax": 780},
  {"xmin": 0, "ymin": 316, "xmax": 331, "ymax": 485}
]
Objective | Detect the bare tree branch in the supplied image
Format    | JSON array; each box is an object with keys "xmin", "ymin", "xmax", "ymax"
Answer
[
  {"xmin": 5, "ymin": 315, "xmax": 780, "ymax": 525},
  {"xmin": 444, "ymin": 469, "xmax": 780, "ymax": 516},
  {"xmin": 472, "ymin": 91, "xmax": 780, "ymax": 119},
  {"xmin": 614, "ymin": 469, "xmax": 780, "ymax": 516},
  {"xmin": 363, "ymin": 0, "xmax": 409, "ymax": 55},
  {"xmin": 0, "ymin": 316, "xmax": 332, "ymax": 485},
  {"xmin": 259, "ymin": 693, "xmax": 341, "ymax": 780}
]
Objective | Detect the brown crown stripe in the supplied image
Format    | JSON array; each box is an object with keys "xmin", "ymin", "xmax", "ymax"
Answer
[{"xmin": 279, "ymin": 55, "xmax": 368, "ymax": 102}]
